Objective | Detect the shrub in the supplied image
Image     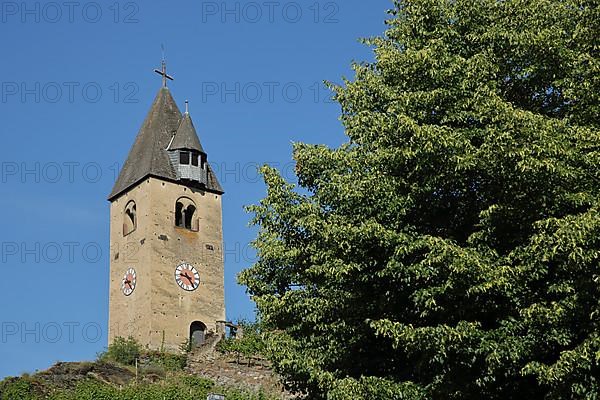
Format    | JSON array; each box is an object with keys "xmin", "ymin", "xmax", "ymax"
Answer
[
  {"xmin": 0, "ymin": 377, "xmax": 38, "ymax": 400},
  {"xmin": 217, "ymin": 321, "xmax": 265, "ymax": 365},
  {"xmin": 140, "ymin": 363, "xmax": 166, "ymax": 379},
  {"xmin": 144, "ymin": 351, "xmax": 187, "ymax": 372},
  {"xmin": 99, "ymin": 336, "xmax": 141, "ymax": 366}
]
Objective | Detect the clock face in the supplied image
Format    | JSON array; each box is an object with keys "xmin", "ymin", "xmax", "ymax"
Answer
[
  {"xmin": 175, "ymin": 263, "xmax": 200, "ymax": 291},
  {"xmin": 121, "ymin": 268, "xmax": 136, "ymax": 296}
]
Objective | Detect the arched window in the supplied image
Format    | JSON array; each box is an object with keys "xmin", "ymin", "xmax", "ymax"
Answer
[
  {"xmin": 175, "ymin": 197, "xmax": 198, "ymax": 231},
  {"xmin": 123, "ymin": 201, "xmax": 137, "ymax": 236}
]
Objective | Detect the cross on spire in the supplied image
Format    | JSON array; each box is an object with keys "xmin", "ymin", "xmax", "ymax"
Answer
[{"xmin": 154, "ymin": 59, "xmax": 174, "ymax": 88}]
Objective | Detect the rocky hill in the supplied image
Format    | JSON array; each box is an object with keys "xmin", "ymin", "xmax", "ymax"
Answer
[{"xmin": 0, "ymin": 350, "xmax": 291, "ymax": 400}]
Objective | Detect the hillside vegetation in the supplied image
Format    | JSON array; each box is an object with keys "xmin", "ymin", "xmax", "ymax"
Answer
[
  {"xmin": 0, "ymin": 366, "xmax": 274, "ymax": 400},
  {"xmin": 0, "ymin": 336, "xmax": 280, "ymax": 400}
]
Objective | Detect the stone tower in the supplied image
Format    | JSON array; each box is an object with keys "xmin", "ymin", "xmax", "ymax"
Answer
[{"xmin": 107, "ymin": 82, "xmax": 225, "ymax": 352}]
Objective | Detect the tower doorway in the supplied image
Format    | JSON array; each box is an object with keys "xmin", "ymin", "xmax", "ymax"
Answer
[{"xmin": 190, "ymin": 321, "xmax": 207, "ymax": 347}]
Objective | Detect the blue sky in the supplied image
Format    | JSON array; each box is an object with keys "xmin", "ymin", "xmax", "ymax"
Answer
[{"xmin": 0, "ymin": 0, "xmax": 390, "ymax": 378}]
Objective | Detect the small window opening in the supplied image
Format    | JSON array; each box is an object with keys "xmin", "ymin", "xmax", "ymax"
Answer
[
  {"xmin": 191, "ymin": 153, "xmax": 199, "ymax": 166},
  {"xmin": 123, "ymin": 201, "xmax": 137, "ymax": 236},
  {"xmin": 180, "ymin": 151, "xmax": 190, "ymax": 165}
]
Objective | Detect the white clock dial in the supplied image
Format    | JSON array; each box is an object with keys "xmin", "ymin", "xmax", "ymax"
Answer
[
  {"xmin": 121, "ymin": 268, "xmax": 136, "ymax": 296},
  {"xmin": 175, "ymin": 263, "xmax": 200, "ymax": 291}
]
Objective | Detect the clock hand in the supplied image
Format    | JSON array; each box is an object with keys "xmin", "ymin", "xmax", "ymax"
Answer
[{"xmin": 180, "ymin": 272, "xmax": 195, "ymax": 286}]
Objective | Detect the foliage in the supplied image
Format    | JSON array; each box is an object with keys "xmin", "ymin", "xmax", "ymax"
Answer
[
  {"xmin": 0, "ymin": 372, "xmax": 278, "ymax": 400},
  {"xmin": 218, "ymin": 321, "xmax": 266, "ymax": 365},
  {"xmin": 98, "ymin": 337, "xmax": 186, "ymax": 372},
  {"xmin": 98, "ymin": 336, "xmax": 141, "ymax": 366},
  {"xmin": 240, "ymin": 0, "xmax": 600, "ymax": 398},
  {"xmin": 139, "ymin": 362, "xmax": 167, "ymax": 378},
  {"xmin": 45, "ymin": 376, "xmax": 270, "ymax": 400},
  {"xmin": 0, "ymin": 377, "xmax": 38, "ymax": 400},
  {"xmin": 143, "ymin": 350, "xmax": 187, "ymax": 372}
]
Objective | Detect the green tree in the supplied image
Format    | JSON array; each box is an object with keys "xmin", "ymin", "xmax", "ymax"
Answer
[{"xmin": 240, "ymin": 0, "xmax": 600, "ymax": 398}]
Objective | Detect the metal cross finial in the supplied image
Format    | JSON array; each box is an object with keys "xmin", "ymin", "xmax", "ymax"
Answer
[
  {"xmin": 185, "ymin": 100, "xmax": 189, "ymax": 114},
  {"xmin": 154, "ymin": 54, "xmax": 174, "ymax": 88}
]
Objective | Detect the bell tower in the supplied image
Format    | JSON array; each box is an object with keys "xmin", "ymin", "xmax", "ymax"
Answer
[{"xmin": 107, "ymin": 65, "xmax": 225, "ymax": 352}]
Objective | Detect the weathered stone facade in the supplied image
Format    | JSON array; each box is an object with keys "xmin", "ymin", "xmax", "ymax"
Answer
[{"xmin": 107, "ymin": 86, "xmax": 225, "ymax": 352}]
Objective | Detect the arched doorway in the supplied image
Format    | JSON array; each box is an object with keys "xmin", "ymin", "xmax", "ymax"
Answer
[{"xmin": 190, "ymin": 321, "xmax": 207, "ymax": 348}]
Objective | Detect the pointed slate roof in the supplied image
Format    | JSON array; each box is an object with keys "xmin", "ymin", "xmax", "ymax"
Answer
[
  {"xmin": 168, "ymin": 112, "xmax": 205, "ymax": 153},
  {"xmin": 108, "ymin": 87, "xmax": 223, "ymax": 200},
  {"xmin": 206, "ymin": 164, "xmax": 224, "ymax": 193}
]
